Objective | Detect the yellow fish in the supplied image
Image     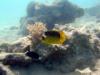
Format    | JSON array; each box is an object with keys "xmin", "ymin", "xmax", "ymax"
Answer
[{"xmin": 41, "ymin": 30, "xmax": 69, "ymax": 45}]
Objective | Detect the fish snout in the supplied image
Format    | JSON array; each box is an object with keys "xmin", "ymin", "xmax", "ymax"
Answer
[{"xmin": 42, "ymin": 34, "xmax": 47, "ymax": 40}]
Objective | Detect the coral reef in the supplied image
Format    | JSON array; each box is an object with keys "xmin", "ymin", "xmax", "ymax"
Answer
[
  {"xmin": 0, "ymin": 23, "xmax": 100, "ymax": 75},
  {"xmin": 19, "ymin": 0, "xmax": 84, "ymax": 35},
  {"xmin": 2, "ymin": 54, "xmax": 32, "ymax": 67}
]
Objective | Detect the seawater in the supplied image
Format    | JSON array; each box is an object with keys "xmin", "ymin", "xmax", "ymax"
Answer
[{"xmin": 0, "ymin": 0, "xmax": 99, "ymax": 43}]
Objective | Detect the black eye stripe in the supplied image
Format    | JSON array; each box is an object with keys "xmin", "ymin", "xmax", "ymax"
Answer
[{"xmin": 45, "ymin": 31, "xmax": 60, "ymax": 38}]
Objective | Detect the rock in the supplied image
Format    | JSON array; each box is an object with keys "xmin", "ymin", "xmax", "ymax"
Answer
[
  {"xmin": 2, "ymin": 54, "xmax": 32, "ymax": 67},
  {"xmin": 34, "ymin": 44, "xmax": 69, "ymax": 61},
  {"xmin": 75, "ymin": 68, "xmax": 92, "ymax": 75},
  {"xmin": 40, "ymin": 30, "xmax": 99, "ymax": 72},
  {"xmin": 8, "ymin": 36, "xmax": 32, "ymax": 52},
  {"xmin": 25, "ymin": 51, "xmax": 40, "ymax": 61},
  {"xmin": 96, "ymin": 32, "xmax": 100, "ymax": 38},
  {"xmin": 0, "ymin": 36, "xmax": 32, "ymax": 53},
  {"xmin": 0, "ymin": 64, "xmax": 14, "ymax": 75},
  {"xmin": 0, "ymin": 65, "xmax": 7, "ymax": 75},
  {"xmin": 0, "ymin": 43, "xmax": 11, "ymax": 52}
]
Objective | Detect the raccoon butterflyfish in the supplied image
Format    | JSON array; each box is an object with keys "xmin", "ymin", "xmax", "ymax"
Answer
[{"xmin": 41, "ymin": 30, "xmax": 69, "ymax": 45}]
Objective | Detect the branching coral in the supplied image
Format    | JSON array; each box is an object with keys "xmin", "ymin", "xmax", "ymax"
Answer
[
  {"xmin": 27, "ymin": 22, "xmax": 47, "ymax": 43},
  {"xmin": 27, "ymin": 22, "xmax": 47, "ymax": 36}
]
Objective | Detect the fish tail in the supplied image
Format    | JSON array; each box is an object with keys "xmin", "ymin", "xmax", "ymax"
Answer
[{"xmin": 59, "ymin": 31, "xmax": 70, "ymax": 43}]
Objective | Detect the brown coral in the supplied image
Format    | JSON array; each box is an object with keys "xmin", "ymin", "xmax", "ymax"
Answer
[
  {"xmin": 27, "ymin": 22, "xmax": 47, "ymax": 35},
  {"xmin": 27, "ymin": 22, "xmax": 47, "ymax": 41}
]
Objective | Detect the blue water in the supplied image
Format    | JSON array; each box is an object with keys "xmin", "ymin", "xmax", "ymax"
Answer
[
  {"xmin": 69, "ymin": 0, "xmax": 100, "ymax": 8},
  {"xmin": 0, "ymin": 0, "xmax": 54, "ymax": 29},
  {"xmin": 0, "ymin": 0, "xmax": 99, "ymax": 29}
]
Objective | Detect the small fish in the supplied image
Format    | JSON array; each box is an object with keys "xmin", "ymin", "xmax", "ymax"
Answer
[{"xmin": 41, "ymin": 30, "xmax": 69, "ymax": 45}]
